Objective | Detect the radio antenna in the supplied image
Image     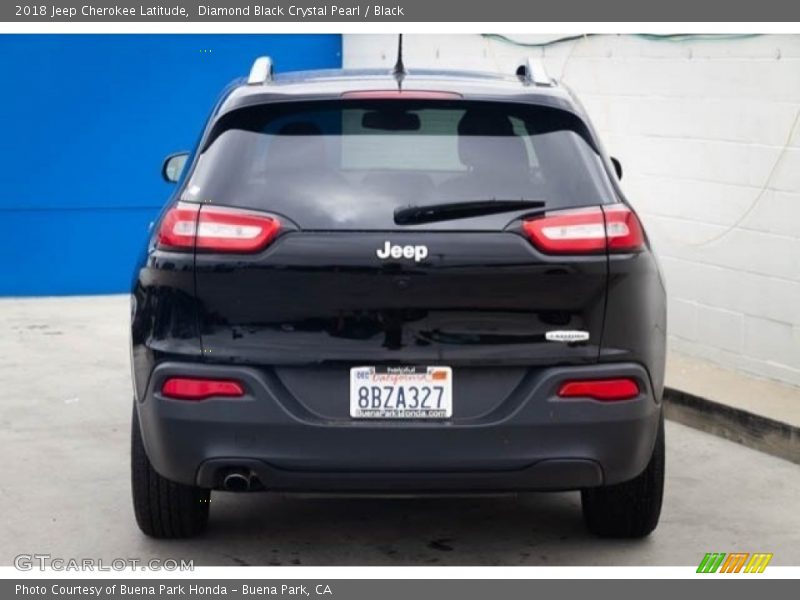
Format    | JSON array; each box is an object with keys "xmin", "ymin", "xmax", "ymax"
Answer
[{"xmin": 392, "ymin": 34, "xmax": 406, "ymax": 88}]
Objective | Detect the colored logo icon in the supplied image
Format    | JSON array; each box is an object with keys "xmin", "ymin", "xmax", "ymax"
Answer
[{"xmin": 697, "ymin": 552, "xmax": 773, "ymax": 573}]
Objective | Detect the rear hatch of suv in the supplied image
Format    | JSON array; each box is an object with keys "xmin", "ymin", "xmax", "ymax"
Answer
[{"xmin": 175, "ymin": 97, "xmax": 619, "ymax": 419}]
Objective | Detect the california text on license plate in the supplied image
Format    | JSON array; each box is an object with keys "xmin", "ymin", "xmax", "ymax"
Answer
[{"xmin": 349, "ymin": 366, "xmax": 453, "ymax": 419}]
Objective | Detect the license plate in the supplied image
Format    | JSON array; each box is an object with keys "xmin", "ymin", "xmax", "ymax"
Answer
[{"xmin": 349, "ymin": 366, "xmax": 452, "ymax": 419}]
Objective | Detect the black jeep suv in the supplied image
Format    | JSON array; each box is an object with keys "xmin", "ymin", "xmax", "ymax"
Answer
[{"xmin": 130, "ymin": 56, "xmax": 666, "ymax": 539}]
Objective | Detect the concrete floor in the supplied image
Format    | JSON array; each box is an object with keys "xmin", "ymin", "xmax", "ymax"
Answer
[
  {"xmin": 668, "ymin": 352, "xmax": 800, "ymax": 428},
  {"xmin": 1, "ymin": 295, "xmax": 799, "ymax": 566}
]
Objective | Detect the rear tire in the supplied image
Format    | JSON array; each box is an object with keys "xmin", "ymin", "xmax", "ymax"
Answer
[
  {"xmin": 131, "ymin": 406, "xmax": 210, "ymax": 538},
  {"xmin": 581, "ymin": 414, "xmax": 665, "ymax": 538}
]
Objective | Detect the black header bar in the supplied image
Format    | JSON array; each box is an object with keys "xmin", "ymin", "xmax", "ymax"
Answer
[{"xmin": 3, "ymin": 0, "xmax": 800, "ymax": 22}]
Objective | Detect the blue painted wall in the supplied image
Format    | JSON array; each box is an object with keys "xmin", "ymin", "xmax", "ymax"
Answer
[{"xmin": 0, "ymin": 34, "xmax": 342, "ymax": 296}]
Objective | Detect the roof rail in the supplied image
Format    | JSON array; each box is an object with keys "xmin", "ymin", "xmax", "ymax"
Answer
[
  {"xmin": 247, "ymin": 56, "xmax": 274, "ymax": 85},
  {"xmin": 516, "ymin": 58, "xmax": 554, "ymax": 87}
]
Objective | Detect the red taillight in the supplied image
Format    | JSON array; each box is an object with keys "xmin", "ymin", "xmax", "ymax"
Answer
[
  {"xmin": 523, "ymin": 206, "xmax": 606, "ymax": 254},
  {"xmin": 194, "ymin": 206, "xmax": 281, "ymax": 253},
  {"xmin": 340, "ymin": 90, "xmax": 462, "ymax": 100},
  {"xmin": 157, "ymin": 202, "xmax": 200, "ymax": 250},
  {"xmin": 557, "ymin": 378, "xmax": 640, "ymax": 401},
  {"xmin": 161, "ymin": 377, "xmax": 245, "ymax": 401},
  {"xmin": 602, "ymin": 204, "xmax": 645, "ymax": 252},
  {"xmin": 522, "ymin": 205, "xmax": 644, "ymax": 254},
  {"xmin": 157, "ymin": 203, "xmax": 281, "ymax": 253}
]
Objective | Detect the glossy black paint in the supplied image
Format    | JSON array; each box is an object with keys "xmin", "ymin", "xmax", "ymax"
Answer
[
  {"xmin": 194, "ymin": 230, "xmax": 608, "ymax": 367},
  {"xmin": 130, "ymin": 248, "xmax": 201, "ymax": 401},
  {"xmin": 601, "ymin": 252, "xmax": 668, "ymax": 398},
  {"xmin": 129, "ymin": 68, "xmax": 667, "ymax": 490}
]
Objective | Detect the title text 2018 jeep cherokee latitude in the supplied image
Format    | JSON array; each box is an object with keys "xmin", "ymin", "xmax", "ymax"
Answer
[{"xmin": 130, "ymin": 56, "xmax": 666, "ymax": 539}]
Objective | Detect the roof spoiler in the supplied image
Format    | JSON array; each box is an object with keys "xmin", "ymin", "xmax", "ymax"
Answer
[
  {"xmin": 247, "ymin": 56, "xmax": 274, "ymax": 85},
  {"xmin": 516, "ymin": 58, "xmax": 554, "ymax": 86}
]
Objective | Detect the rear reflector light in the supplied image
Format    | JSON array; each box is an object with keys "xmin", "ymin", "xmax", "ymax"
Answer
[
  {"xmin": 157, "ymin": 203, "xmax": 281, "ymax": 253},
  {"xmin": 557, "ymin": 378, "xmax": 640, "ymax": 401},
  {"xmin": 340, "ymin": 90, "xmax": 462, "ymax": 100},
  {"xmin": 522, "ymin": 205, "xmax": 644, "ymax": 254},
  {"xmin": 161, "ymin": 378, "xmax": 245, "ymax": 401}
]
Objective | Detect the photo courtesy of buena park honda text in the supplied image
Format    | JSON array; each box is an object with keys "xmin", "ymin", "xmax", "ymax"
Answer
[{"xmin": 0, "ymin": 0, "xmax": 799, "ymax": 596}]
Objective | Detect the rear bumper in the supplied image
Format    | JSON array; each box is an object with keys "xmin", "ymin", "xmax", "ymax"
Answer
[{"xmin": 136, "ymin": 362, "xmax": 661, "ymax": 492}]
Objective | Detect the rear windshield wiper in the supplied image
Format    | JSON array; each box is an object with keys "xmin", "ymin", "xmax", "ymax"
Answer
[{"xmin": 394, "ymin": 199, "xmax": 546, "ymax": 225}]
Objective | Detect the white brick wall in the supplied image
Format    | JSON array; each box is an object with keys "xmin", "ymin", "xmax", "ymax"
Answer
[{"xmin": 344, "ymin": 34, "xmax": 800, "ymax": 387}]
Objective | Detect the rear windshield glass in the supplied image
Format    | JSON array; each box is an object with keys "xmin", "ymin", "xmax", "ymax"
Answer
[{"xmin": 184, "ymin": 100, "xmax": 615, "ymax": 230}]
